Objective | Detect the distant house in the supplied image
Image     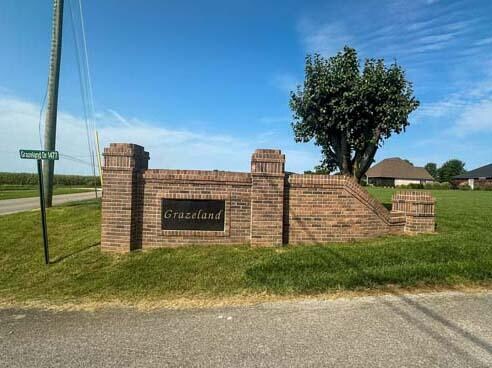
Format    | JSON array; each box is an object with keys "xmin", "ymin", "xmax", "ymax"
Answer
[
  {"xmin": 365, "ymin": 158, "xmax": 434, "ymax": 187},
  {"xmin": 451, "ymin": 163, "xmax": 492, "ymax": 190}
]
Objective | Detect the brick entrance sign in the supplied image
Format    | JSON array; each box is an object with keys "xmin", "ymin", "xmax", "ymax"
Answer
[{"xmin": 101, "ymin": 143, "xmax": 435, "ymax": 253}]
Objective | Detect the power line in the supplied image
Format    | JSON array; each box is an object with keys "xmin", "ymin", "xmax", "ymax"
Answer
[
  {"xmin": 68, "ymin": 0, "xmax": 98, "ymax": 196},
  {"xmin": 68, "ymin": 0, "xmax": 91, "ymax": 144},
  {"xmin": 77, "ymin": 0, "xmax": 97, "ymax": 134},
  {"xmin": 59, "ymin": 153, "xmax": 93, "ymax": 167},
  {"xmin": 38, "ymin": 87, "xmax": 48, "ymax": 149},
  {"xmin": 76, "ymin": 0, "xmax": 101, "ymax": 188}
]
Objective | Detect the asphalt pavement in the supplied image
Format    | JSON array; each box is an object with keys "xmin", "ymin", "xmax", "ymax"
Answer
[
  {"xmin": 0, "ymin": 191, "xmax": 100, "ymax": 215},
  {"xmin": 1, "ymin": 291, "xmax": 492, "ymax": 367}
]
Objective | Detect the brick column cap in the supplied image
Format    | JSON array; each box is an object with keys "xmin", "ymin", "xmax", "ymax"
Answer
[
  {"xmin": 392, "ymin": 191, "xmax": 436, "ymax": 204},
  {"xmin": 391, "ymin": 191, "xmax": 435, "ymax": 217},
  {"xmin": 103, "ymin": 143, "xmax": 149, "ymax": 170},
  {"xmin": 104, "ymin": 143, "xmax": 148, "ymax": 156},
  {"xmin": 251, "ymin": 148, "xmax": 285, "ymax": 175}
]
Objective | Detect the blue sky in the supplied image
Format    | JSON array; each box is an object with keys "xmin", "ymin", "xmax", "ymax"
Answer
[{"xmin": 1, "ymin": 0, "xmax": 492, "ymax": 174}]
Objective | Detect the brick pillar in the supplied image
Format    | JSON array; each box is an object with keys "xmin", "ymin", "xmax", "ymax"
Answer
[
  {"xmin": 250, "ymin": 149, "xmax": 285, "ymax": 246},
  {"xmin": 101, "ymin": 143, "xmax": 149, "ymax": 252},
  {"xmin": 391, "ymin": 191, "xmax": 436, "ymax": 234}
]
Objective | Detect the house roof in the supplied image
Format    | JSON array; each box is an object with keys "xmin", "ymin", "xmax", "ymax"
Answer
[
  {"xmin": 453, "ymin": 163, "xmax": 492, "ymax": 179},
  {"xmin": 366, "ymin": 158, "xmax": 434, "ymax": 180}
]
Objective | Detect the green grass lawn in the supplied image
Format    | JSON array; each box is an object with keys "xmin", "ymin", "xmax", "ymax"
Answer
[
  {"xmin": 0, "ymin": 184, "xmax": 95, "ymax": 200},
  {"xmin": 0, "ymin": 189, "xmax": 491, "ymax": 306}
]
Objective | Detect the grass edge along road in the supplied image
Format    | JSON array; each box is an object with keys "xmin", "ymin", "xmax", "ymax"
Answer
[
  {"xmin": 0, "ymin": 184, "xmax": 96, "ymax": 200},
  {"xmin": 0, "ymin": 189, "xmax": 491, "ymax": 309}
]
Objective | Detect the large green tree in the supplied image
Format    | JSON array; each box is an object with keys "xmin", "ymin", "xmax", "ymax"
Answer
[
  {"xmin": 290, "ymin": 46, "xmax": 419, "ymax": 182},
  {"xmin": 438, "ymin": 159, "xmax": 466, "ymax": 183},
  {"xmin": 424, "ymin": 162, "xmax": 438, "ymax": 180}
]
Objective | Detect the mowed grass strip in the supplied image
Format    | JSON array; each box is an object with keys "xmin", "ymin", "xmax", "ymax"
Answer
[
  {"xmin": 0, "ymin": 189, "xmax": 491, "ymax": 305},
  {"xmin": 0, "ymin": 184, "xmax": 94, "ymax": 200}
]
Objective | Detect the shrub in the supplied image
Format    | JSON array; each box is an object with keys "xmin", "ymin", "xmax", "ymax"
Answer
[
  {"xmin": 475, "ymin": 185, "xmax": 492, "ymax": 191},
  {"xmin": 397, "ymin": 183, "xmax": 424, "ymax": 189},
  {"xmin": 397, "ymin": 182, "xmax": 453, "ymax": 190},
  {"xmin": 423, "ymin": 182, "xmax": 451, "ymax": 190}
]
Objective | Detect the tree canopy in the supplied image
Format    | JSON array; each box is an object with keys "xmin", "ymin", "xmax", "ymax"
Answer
[
  {"xmin": 438, "ymin": 159, "xmax": 466, "ymax": 182},
  {"xmin": 424, "ymin": 162, "xmax": 438, "ymax": 180},
  {"xmin": 290, "ymin": 46, "xmax": 419, "ymax": 181}
]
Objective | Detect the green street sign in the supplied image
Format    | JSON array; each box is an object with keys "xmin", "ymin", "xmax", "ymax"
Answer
[
  {"xmin": 19, "ymin": 149, "xmax": 60, "ymax": 264},
  {"xmin": 19, "ymin": 149, "xmax": 59, "ymax": 161}
]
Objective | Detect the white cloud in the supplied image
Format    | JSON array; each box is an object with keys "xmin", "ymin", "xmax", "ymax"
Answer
[
  {"xmin": 259, "ymin": 116, "xmax": 291, "ymax": 124},
  {"xmin": 296, "ymin": 1, "xmax": 482, "ymax": 63},
  {"xmin": 271, "ymin": 73, "xmax": 299, "ymax": 93},
  {"xmin": 407, "ymin": 19, "xmax": 436, "ymax": 31},
  {"xmin": 0, "ymin": 97, "xmax": 251, "ymax": 173},
  {"xmin": 416, "ymin": 95, "xmax": 470, "ymax": 119},
  {"xmin": 418, "ymin": 33, "xmax": 455, "ymax": 44},
  {"xmin": 297, "ymin": 18, "xmax": 352, "ymax": 56},
  {"xmin": 402, "ymin": 25, "xmax": 470, "ymax": 55},
  {"xmin": 416, "ymin": 70, "xmax": 492, "ymax": 121},
  {"xmin": 256, "ymin": 131, "xmax": 276, "ymax": 144},
  {"xmin": 0, "ymin": 86, "xmax": 12, "ymax": 95},
  {"xmin": 106, "ymin": 109, "xmax": 131, "ymax": 126},
  {"xmin": 451, "ymin": 99, "xmax": 492, "ymax": 136},
  {"xmin": 474, "ymin": 37, "xmax": 492, "ymax": 46},
  {"xmin": 0, "ymin": 95, "xmax": 319, "ymax": 174}
]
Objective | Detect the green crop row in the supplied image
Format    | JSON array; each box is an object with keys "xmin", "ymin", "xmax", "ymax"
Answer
[{"xmin": 0, "ymin": 172, "xmax": 101, "ymax": 186}]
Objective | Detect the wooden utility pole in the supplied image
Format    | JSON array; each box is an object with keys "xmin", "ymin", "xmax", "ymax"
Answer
[{"xmin": 43, "ymin": 0, "xmax": 64, "ymax": 207}]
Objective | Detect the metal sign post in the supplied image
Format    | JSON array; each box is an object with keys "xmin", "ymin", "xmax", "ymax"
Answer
[
  {"xmin": 37, "ymin": 159, "xmax": 49, "ymax": 264},
  {"xmin": 19, "ymin": 149, "xmax": 59, "ymax": 265}
]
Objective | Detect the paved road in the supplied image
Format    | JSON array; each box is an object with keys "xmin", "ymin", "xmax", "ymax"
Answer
[
  {"xmin": 0, "ymin": 191, "xmax": 100, "ymax": 215},
  {"xmin": 1, "ymin": 291, "xmax": 492, "ymax": 367}
]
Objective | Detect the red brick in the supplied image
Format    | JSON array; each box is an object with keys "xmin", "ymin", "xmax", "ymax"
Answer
[{"xmin": 100, "ymin": 144, "xmax": 436, "ymax": 252}]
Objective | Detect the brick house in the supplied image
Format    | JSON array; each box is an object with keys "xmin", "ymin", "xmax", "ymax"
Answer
[
  {"xmin": 451, "ymin": 163, "xmax": 492, "ymax": 190},
  {"xmin": 365, "ymin": 158, "xmax": 435, "ymax": 187}
]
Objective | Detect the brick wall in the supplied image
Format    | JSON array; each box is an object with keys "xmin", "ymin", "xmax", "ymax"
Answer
[
  {"xmin": 141, "ymin": 170, "xmax": 251, "ymax": 248},
  {"xmin": 101, "ymin": 144, "xmax": 435, "ymax": 252},
  {"xmin": 391, "ymin": 191, "xmax": 435, "ymax": 234},
  {"xmin": 284, "ymin": 175, "xmax": 405, "ymax": 244},
  {"xmin": 101, "ymin": 143, "xmax": 149, "ymax": 252},
  {"xmin": 250, "ymin": 149, "xmax": 285, "ymax": 247}
]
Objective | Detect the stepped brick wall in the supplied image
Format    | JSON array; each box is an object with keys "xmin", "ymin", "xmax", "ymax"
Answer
[
  {"xmin": 101, "ymin": 143, "xmax": 435, "ymax": 253},
  {"xmin": 284, "ymin": 175, "xmax": 405, "ymax": 244}
]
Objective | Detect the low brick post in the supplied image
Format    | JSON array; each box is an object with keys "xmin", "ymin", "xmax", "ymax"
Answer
[
  {"xmin": 391, "ymin": 191, "xmax": 436, "ymax": 234},
  {"xmin": 101, "ymin": 143, "xmax": 149, "ymax": 252},
  {"xmin": 250, "ymin": 149, "xmax": 285, "ymax": 246}
]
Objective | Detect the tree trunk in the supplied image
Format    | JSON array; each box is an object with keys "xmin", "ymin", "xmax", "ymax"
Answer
[
  {"xmin": 355, "ymin": 143, "xmax": 377, "ymax": 182},
  {"xmin": 353, "ymin": 135, "xmax": 380, "ymax": 182},
  {"xmin": 340, "ymin": 136, "xmax": 351, "ymax": 175}
]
